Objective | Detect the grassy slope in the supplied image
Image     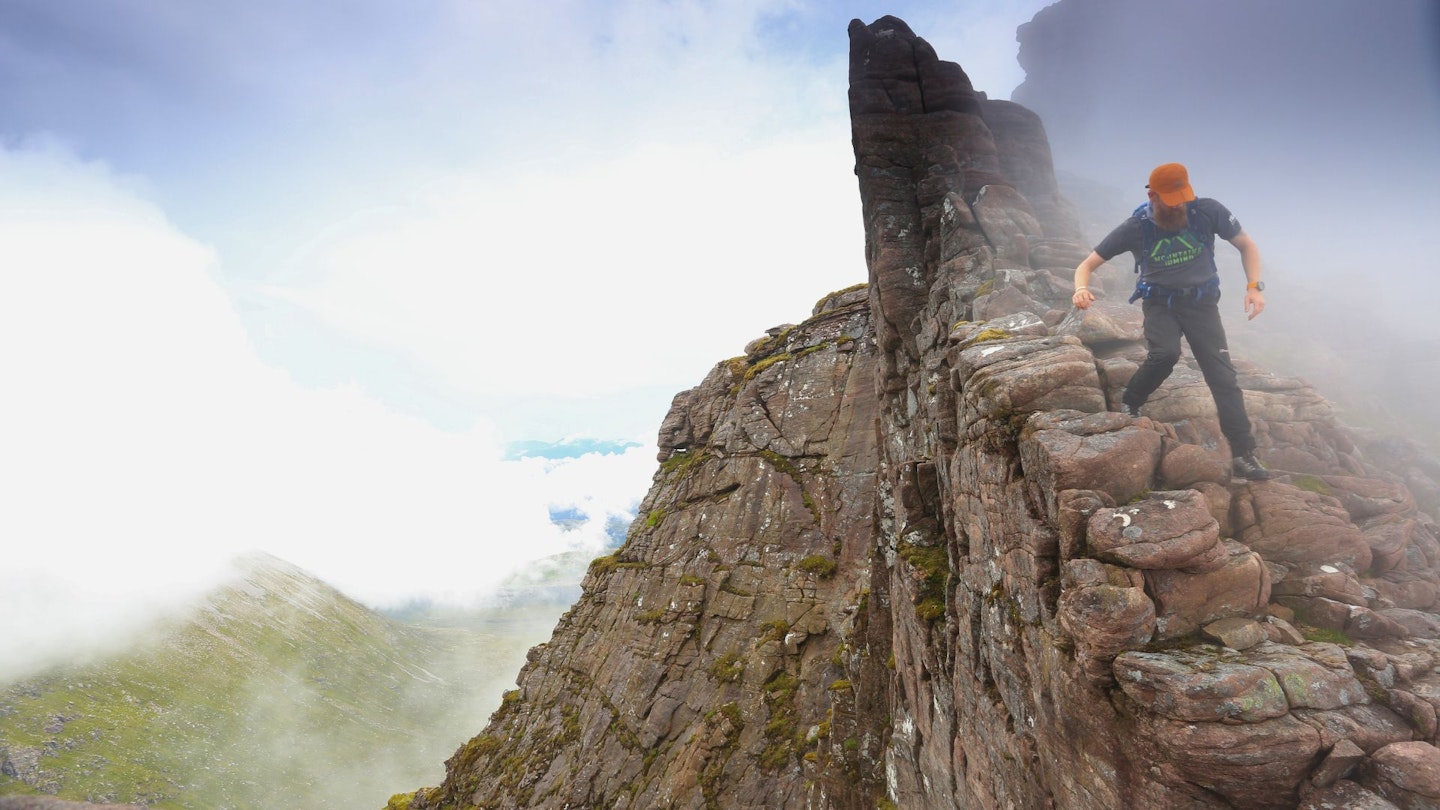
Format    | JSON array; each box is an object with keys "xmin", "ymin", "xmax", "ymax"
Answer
[{"xmin": 0, "ymin": 555, "xmax": 571, "ymax": 809}]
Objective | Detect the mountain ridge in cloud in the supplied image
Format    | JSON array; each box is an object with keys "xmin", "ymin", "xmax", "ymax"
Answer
[{"xmin": 0, "ymin": 144, "xmax": 652, "ymax": 678}]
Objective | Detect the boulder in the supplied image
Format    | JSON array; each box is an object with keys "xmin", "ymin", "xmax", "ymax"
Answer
[
  {"xmin": 1366, "ymin": 741, "xmax": 1440, "ymax": 810},
  {"xmin": 1293, "ymin": 704, "xmax": 1417, "ymax": 753},
  {"xmin": 1299, "ymin": 779, "xmax": 1402, "ymax": 809},
  {"xmin": 972, "ymin": 285, "xmax": 1042, "ymax": 323},
  {"xmin": 1320, "ymin": 475, "xmax": 1418, "ymax": 522},
  {"xmin": 1086, "ymin": 489, "xmax": 1222, "ymax": 570},
  {"xmin": 1158, "ymin": 438, "xmax": 1231, "ymax": 490},
  {"xmin": 1134, "ymin": 711, "xmax": 1322, "ymax": 809},
  {"xmin": 1310, "ymin": 739, "xmax": 1367, "ymax": 789},
  {"xmin": 1057, "ymin": 559, "xmax": 1155, "ymax": 683},
  {"xmin": 1381, "ymin": 610, "xmax": 1440, "ymax": 639},
  {"xmin": 1367, "ymin": 516, "xmax": 1421, "ymax": 574},
  {"xmin": 1203, "ymin": 617, "xmax": 1268, "ymax": 650},
  {"xmin": 1021, "ymin": 410, "xmax": 1162, "ymax": 512},
  {"xmin": 1143, "ymin": 540, "xmax": 1271, "ymax": 639},
  {"xmin": 1113, "ymin": 648, "xmax": 1289, "ymax": 723},
  {"xmin": 1273, "ymin": 563, "xmax": 1370, "ymax": 607},
  {"xmin": 1072, "ymin": 299, "xmax": 1144, "ymax": 347},
  {"xmin": 1234, "ymin": 482, "xmax": 1373, "ymax": 571},
  {"xmin": 1371, "ymin": 573, "xmax": 1440, "ymax": 612},
  {"xmin": 1244, "ymin": 642, "xmax": 1371, "ymax": 711},
  {"xmin": 955, "ymin": 336, "xmax": 1106, "ymax": 424},
  {"xmin": 1388, "ymin": 690, "xmax": 1440, "ymax": 742}
]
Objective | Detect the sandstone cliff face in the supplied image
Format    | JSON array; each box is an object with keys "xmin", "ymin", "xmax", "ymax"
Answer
[
  {"xmin": 408, "ymin": 17, "xmax": 1440, "ymax": 810},
  {"xmin": 410, "ymin": 286, "xmax": 885, "ymax": 809}
]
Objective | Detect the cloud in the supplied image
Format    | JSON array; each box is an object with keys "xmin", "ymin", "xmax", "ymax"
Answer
[
  {"xmin": 0, "ymin": 144, "xmax": 654, "ymax": 680},
  {"xmin": 254, "ymin": 131, "xmax": 864, "ymax": 400}
]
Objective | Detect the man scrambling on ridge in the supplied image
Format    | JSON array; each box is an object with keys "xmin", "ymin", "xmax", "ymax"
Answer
[{"xmin": 1070, "ymin": 162, "xmax": 1272, "ymax": 481}]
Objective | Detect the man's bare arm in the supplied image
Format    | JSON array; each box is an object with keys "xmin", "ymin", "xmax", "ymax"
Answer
[
  {"xmin": 1227, "ymin": 231, "xmax": 1265, "ymax": 320},
  {"xmin": 1071, "ymin": 251, "xmax": 1106, "ymax": 309}
]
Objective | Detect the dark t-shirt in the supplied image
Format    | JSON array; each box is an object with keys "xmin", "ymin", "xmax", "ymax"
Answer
[{"xmin": 1093, "ymin": 197, "xmax": 1243, "ymax": 288}]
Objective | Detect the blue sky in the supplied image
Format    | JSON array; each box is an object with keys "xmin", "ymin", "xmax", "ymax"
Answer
[{"xmin": 0, "ymin": 1, "xmax": 1052, "ymax": 677}]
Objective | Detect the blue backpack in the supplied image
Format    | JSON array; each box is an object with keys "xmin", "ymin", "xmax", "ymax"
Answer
[{"xmin": 1127, "ymin": 201, "xmax": 1220, "ymax": 305}]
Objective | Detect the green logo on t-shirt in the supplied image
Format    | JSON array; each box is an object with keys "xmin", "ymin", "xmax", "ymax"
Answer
[{"xmin": 1150, "ymin": 232, "xmax": 1203, "ymax": 268}]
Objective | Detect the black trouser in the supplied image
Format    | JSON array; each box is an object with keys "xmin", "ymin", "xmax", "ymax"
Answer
[{"xmin": 1123, "ymin": 294, "xmax": 1257, "ymax": 456}]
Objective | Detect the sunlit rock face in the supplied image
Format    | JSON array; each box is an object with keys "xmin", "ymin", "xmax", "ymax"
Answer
[
  {"xmin": 407, "ymin": 285, "xmax": 884, "ymax": 809},
  {"xmin": 409, "ymin": 15, "xmax": 1440, "ymax": 810}
]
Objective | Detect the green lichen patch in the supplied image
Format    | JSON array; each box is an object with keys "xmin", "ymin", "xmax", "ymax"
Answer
[
  {"xmin": 968, "ymin": 327, "xmax": 1012, "ymax": 344},
  {"xmin": 814, "ymin": 283, "xmax": 868, "ymax": 311},
  {"xmin": 759, "ymin": 619, "xmax": 790, "ymax": 642},
  {"xmin": 897, "ymin": 541, "xmax": 950, "ymax": 623},
  {"xmin": 759, "ymin": 671, "xmax": 801, "ymax": 770},
  {"xmin": 660, "ymin": 448, "xmax": 713, "ymax": 479},
  {"xmin": 1300, "ymin": 625, "xmax": 1354, "ymax": 647},
  {"xmin": 798, "ymin": 555, "xmax": 838, "ymax": 579},
  {"xmin": 1293, "ymin": 474, "xmax": 1334, "ymax": 496},
  {"xmin": 384, "ymin": 791, "xmax": 419, "ymax": 810},
  {"xmin": 588, "ymin": 553, "xmax": 650, "ymax": 577},
  {"xmin": 707, "ymin": 652, "xmax": 746, "ymax": 683},
  {"xmin": 757, "ymin": 449, "xmax": 802, "ymax": 478},
  {"xmin": 636, "ymin": 608, "xmax": 667, "ymax": 624},
  {"xmin": 699, "ymin": 703, "xmax": 745, "ymax": 809},
  {"xmin": 745, "ymin": 352, "xmax": 793, "ymax": 381},
  {"xmin": 794, "ymin": 341, "xmax": 832, "ymax": 361}
]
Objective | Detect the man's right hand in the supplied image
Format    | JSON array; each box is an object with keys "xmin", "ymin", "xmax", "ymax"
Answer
[{"xmin": 1071, "ymin": 250, "xmax": 1105, "ymax": 311}]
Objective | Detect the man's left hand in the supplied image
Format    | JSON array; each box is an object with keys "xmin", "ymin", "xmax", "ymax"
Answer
[{"xmin": 1244, "ymin": 290, "xmax": 1265, "ymax": 320}]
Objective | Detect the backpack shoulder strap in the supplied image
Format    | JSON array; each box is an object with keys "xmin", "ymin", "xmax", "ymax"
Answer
[
  {"xmin": 1131, "ymin": 201, "xmax": 1203, "ymax": 274},
  {"xmin": 1131, "ymin": 202, "xmax": 1151, "ymax": 275}
]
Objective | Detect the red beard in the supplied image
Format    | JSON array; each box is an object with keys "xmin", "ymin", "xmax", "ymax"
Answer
[{"xmin": 1152, "ymin": 201, "xmax": 1188, "ymax": 231}]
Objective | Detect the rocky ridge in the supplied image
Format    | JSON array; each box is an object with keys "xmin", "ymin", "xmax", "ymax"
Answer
[{"xmin": 404, "ymin": 17, "xmax": 1440, "ymax": 810}]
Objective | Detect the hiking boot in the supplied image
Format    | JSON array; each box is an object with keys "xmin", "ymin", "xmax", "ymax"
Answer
[{"xmin": 1232, "ymin": 453, "xmax": 1273, "ymax": 481}]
